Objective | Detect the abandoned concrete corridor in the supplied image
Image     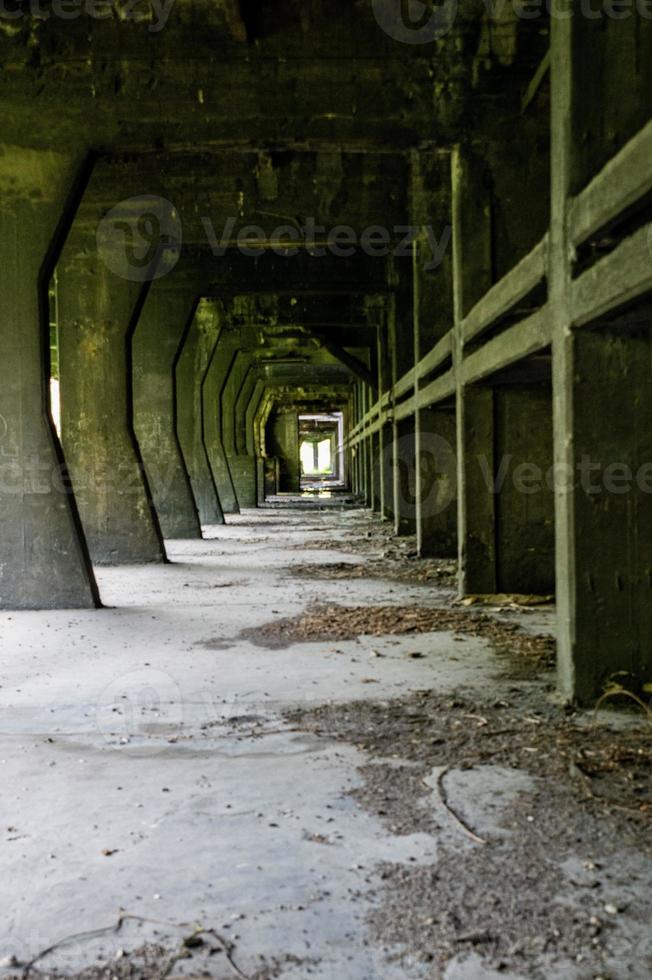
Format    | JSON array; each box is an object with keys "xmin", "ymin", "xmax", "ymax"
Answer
[{"xmin": 1, "ymin": 503, "xmax": 651, "ymax": 980}]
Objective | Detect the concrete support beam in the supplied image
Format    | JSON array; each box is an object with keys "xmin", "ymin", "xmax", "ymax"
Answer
[
  {"xmin": 176, "ymin": 299, "xmax": 225, "ymax": 526},
  {"xmin": 0, "ymin": 146, "xmax": 99, "ymax": 609},
  {"xmin": 57, "ymin": 227, "xmax": 166, "ymax": 567},
  {"xmin": 132, "ymin": 268, "xmax": 202, "ymax": 539}
]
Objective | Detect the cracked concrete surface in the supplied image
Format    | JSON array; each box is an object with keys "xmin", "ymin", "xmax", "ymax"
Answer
[{"xmin": 0, "ymin": 507, "xmax": 649, "ymax": 979}]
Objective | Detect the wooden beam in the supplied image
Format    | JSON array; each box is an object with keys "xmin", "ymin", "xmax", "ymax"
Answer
[
  {"xmin": 416, "ymin": 330, "xmax": 454, "ymax": 381},
  {"xmin": 572, "ymin": 224, "xmax": 652, "ymax": 327},
  {"xmin": 461, "ymin": 236, "xmax": 548, "ymax": 346},
  {"xmin": 569, "ymin": 118, "xmax": 652, "ymax": 247},
  {"xmin": 462, "ymin": 307, "xmax": 551, "ymax": 385},
  {"xmin": 416, "ymin": 367, "xmax": 456, "ymax": 409}
]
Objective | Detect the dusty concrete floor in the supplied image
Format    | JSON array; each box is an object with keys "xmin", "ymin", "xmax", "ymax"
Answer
[{"xmin": 0, "ymin": 504, "xmax": 650, "ymax": 979}]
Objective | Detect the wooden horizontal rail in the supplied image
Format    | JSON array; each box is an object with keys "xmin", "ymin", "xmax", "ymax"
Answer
[
  {"xmin": 416, "ymin": 367, "xmax": 456, "ymax": 409},
  {"xmin": 572, "ymin": 224, "xmax": 652, "ymax": 327},
  {"xmin": 569, "ymin": 118, "xmax": 652, "ymax": 247},
  {"xmin": 462, "ymin": 307, "xmax": 551, "ymax": 385},
  {"xmin": 461, "ymin": 236, "xmax": 548, "ymax": 346},
  {"xmin": 416, "ymin": 331, "xmax": 453, "ymax": 381},
  {"xmin": 394, "ymin": 395, "xmax": 415, "ymax": 422},
  {"xmin": 393, "ymin": 371, "xmax": 414, "ymax": 402}
]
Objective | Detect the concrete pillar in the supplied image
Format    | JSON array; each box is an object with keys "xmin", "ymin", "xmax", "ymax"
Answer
[
  {"xmin": 494, "ymin": 385, "xmax": 554, "ymax": 594},
  {"xmin": 222, "ymin": 353, "xmax": 257, "ymax": 507},
  {"xmin": 459, "ymin": 386, "xmax": 497, "ymax": 594},
  {"xmin": 459, "ymin": 382, "xmax": 555, "ymax": 596},
  {"xmin": 452, "ymin": 146, "xmax": 494, "ymax": 595},
  {"xmin": 0, "ymin": 146, "xmax": 99, "ymax": 609},
  {"xmin": 376, "ymin": 312, "xmax": 392, "ymax": 519},
  {"xmin": 394, "ymin": 419, "xmax": 418, "ymax": 535},
  {"xmin": 550, "ymin": 5, "xmax": 652, "ymax": 700},
  {"xmin": 419, "ymin": 407, "xmax": 457, "ymax": 558},
  {"xmin": 361, "ymin": 386, "xmax": 373, "ymax": 508},
  {"xmin": 371, "ymin": 431, "xmax": 381, "ymax": 512},
  {"xmin": 203, "ymin": 329, "xmax": 240, "ymax": 514},
  {"xmin": 176, "ymin": 299, "xmax": 225, "ymax": 526},
  {"xmin": 132, "ymin": 268, "xmax": 202, "ymax": 539},
  {"xmin": 57, "ymin": 233, "xmax": 166, "ymax": 565},
  {"xmin": 410, "ymin": 151, "xmax": 457, "ymax": 557},
  {"xmin": 389, "ymin": 258, "xmax": 415, "ymax": 534},
  {"xmin": 557, "ymin": 331, "xmax": 652, "ymax": 699},
  {"xmin": 270, "ymin": 410, "xmax": 300, "ymax": 493}
]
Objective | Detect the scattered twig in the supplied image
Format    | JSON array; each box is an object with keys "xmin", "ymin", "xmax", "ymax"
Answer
[
  {"xmin": 20, "ymin": 915, "xmax": 251, "ymax": 980},
  {"xmin": 435, "ymin": 767, "xmax": 488, "ymax": 846},
  {"xmin": 205, "ymin": 929, "xmax": 251, "ymax": 980}
]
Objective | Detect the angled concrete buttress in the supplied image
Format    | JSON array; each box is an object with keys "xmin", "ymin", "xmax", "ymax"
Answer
[
  {"xmin": 175, "ymin": 299, "xmax": 225, "ymax": 526},
  {"xmin": 132, "ymin": 265, "xmax": 202, "ymax": 539},
  {"xmin": 203, "ymin": 328, "xmax": 240, "ymax": 514},
  {"xmin": 0, "ymin": 145, "xmax": 100, "ymax": 610},
  {"xmin": 222, "ymin": 353, "xmax": 258, "ymax": 507},
  {"xmin": 57, "ymin": 221, "xmax": 167, "ymax": 565}
]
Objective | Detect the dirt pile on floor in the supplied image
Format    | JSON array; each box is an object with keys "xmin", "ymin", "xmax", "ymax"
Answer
[
  {"xmin": 289, "ymin": 557, "xmax": 457, "ymax": 588},
  {"xmin": 286, "ymin": 690, "xmax": 652, "ymax": 978},
  {"xmin": 239, "ymin": 602, "xmax": 555, "ymax": 670}
]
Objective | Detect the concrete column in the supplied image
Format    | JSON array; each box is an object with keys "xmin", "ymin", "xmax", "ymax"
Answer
[
  {"xmin": 361, "ymin": 386, "xmax": 373, "ymax": 508},
  {"xmin": 390, "ymin": 258, "xmax": 415, "ymax": 534},
  {"xmin": 394, "ymin": 419, "xmax": 418, "ymax": 535},
  {"xmin": 452, "ymin": 146, "xmax": 494, "ymax": 594},
  {"xmin": 494, "ymin": 385, "xmax": 554, "ymax": 594},
  {"xmin": 459, "ymin": 381, "xmax": 555, "ymax": 596},
  {"xmin": 269, "ymin": 410, "xmax": 300, "ymax": 493},
  {"xmin": 132, "ymin": 268, "xmax": 202, "ymax": 539},
  {"xmin": 0, "ymin": 146, "xmax": 99, "ymax": 609},
  {"xmin": 176, "ymin": 299, "xmax": 224, "ymax": 526},
  {"xmin": 376, "ymin": 312, "xmax": 392, "ymax": 519},
  {"xmin": 58, "ymin": 234, "xmax": 166, "ymax": 565},
  {"xmin": 203, "ymin": 329, "xmax": 240, "ymax": 514},
  {"xmin": 419, "ymin": 407, "xmax": 457, "ymax": 558},
  {"xmin": 222, "ymin": 353, "xmax": 257, "ymax": 507},
  {"xmin": 550, "ymin": 8, "xmax": 652, "ymax": 701},
  {"xmin": 459, "ymin": 386, "xmax": 497, "ymax": 594},
  {"xmin": 559, "ymin": 332, "xmax": 652, "ymax": 699},
  {"xmin": 371, "ymin": 431, "xmax": 381, "ymax": 512},
  {"xmin": 410, "ymin": 151, "xmax": 457, "ymax": 557}
]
